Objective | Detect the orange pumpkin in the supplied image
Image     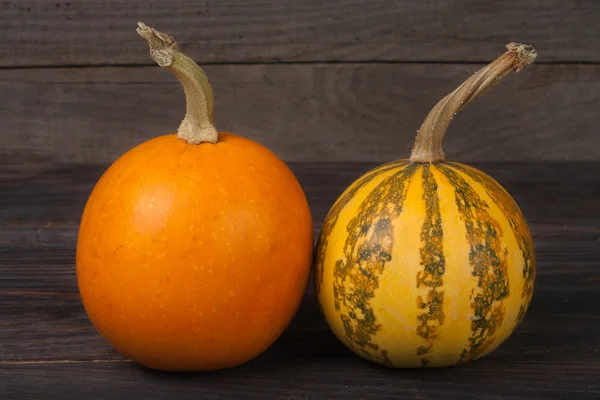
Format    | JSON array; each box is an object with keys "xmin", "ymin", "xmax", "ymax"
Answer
[{"xmin": 76, "ymin": 23, "xmax": 313, "ymax": 372}]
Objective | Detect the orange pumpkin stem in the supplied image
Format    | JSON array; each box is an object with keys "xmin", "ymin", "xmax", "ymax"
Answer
[
  {"xmin": 410, "ymin": 43, "xmax": 536, "ymax": 163},
  {"xmin": 137, "ymin": 22, "xmax": 218, "ymax": 144}
]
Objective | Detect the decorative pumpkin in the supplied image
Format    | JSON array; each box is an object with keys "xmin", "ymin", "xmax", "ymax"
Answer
[
  {"xmin": 314, "ymin": 43, "xmax": 537, "ymax": 368},
  {"xmin": 76, "ymin": 23, "xmax": 313, "ymax": 372}
]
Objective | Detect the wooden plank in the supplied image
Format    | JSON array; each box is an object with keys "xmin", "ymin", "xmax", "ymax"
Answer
[
  {"xmin": 1, "ymin": 0, "xmax": 599, "ymax": 66},
  {"xmin": 1, "ymin": 353, "xmax": 599, "ymax": 400},
  {"xmin": 2, "ymin": 242, "xmax": 599, "ymax": 360},
  {"xmin": 1, "ymin": 162, "xmax": 599, "ymax": 397},
  {"xmin": 1, "ymin": 251, "xmax": 599, "ymax": 398},
  {"xmin": 1, "ymin": 64, "xmax": 599, "ymax": 163},
  {"xmin": 2, "ymin": 162, "xmax": 600, "ymax": 249},
  {"xmin": 1, "ymin": 163, "xmax": 599, "ymax": 365}
]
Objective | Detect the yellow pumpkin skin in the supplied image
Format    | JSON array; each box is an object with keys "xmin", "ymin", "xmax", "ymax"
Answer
[{"xmin": 314, "ymin": 160, "xmax": 535, "ymax": 367}]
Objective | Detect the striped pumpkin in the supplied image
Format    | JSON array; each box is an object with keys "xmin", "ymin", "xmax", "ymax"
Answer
[{"xmin": 314, "ymin": 43, "xmax": 537, "ymax": 367}]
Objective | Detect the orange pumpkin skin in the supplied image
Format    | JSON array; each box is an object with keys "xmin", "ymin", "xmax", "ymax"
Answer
[{"xmin": 76, "ymin": 132, "xmax": 313, "ymax": 371}]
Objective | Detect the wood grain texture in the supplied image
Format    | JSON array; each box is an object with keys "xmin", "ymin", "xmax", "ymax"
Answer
[
  {"xmin": 1, "ymin": 352, "xmax": 599, "ymax": 400},
  {"xmin": 2, "ymin": 243, "xmax": 600, "ymax": 362},
  {"xmin": 1, "ymin": 162, "xmax": 599, "ymax": 398},
  {"xmin": 2, "ymin": 64, "xmax": 599, "ymax": 163},
  {"xmin": 2, "ymin": 162, "xmax": 599, "ymax": 249},
  {"xmin": 1, "ymin": 0, "xmax": 599, "ymax": 66}
]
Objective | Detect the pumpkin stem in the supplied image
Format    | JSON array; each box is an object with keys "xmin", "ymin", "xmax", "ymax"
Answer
[
  {"xmin": 409, "ymin": 43, "xmax": 536, "ymax": 163},
  {"xmin": 137, "ymin": 22, "xmax": 218, "ymax": 144}
]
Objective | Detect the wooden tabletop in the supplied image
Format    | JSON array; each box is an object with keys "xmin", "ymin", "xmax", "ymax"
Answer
[{"xmin": 1, "ymin": 161, "xmax": 599, "ymax": 399}]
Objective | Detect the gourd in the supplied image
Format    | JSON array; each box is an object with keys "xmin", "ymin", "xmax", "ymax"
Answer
[
  {"xmin": 314, "ymin": 43, "xmax": 537, "ymax": 367},
  {"xmin": 76, "ymin": 23, "xmax": 313, "ymax": 372}
]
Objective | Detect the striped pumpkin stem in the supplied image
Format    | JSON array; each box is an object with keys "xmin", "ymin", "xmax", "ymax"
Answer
[
  {"xmin": 137, "ymin": 22, "xmax": 218, "ymax": 144},
  {"xmin": 410, "ymin": 43, "xmax": 537, "ymax": 163}
]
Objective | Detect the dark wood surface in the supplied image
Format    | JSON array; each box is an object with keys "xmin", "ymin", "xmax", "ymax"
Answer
[
  {"xmin": 2, "ymin": 63, "xmax": 598, "ymax": 163},
  {"xmin": 1, "ymin": 161, "xmax": 599, "ymax": 399},
  {"xmin": 2, "ymin": 1, "xmax": 598, "ymax": 164},
  {"xmin": 1, "ymin": 0, "xmax": 598, "ymax": 66}
]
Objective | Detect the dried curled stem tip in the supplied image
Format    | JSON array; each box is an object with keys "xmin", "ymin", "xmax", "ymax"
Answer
[
  {"xmin": 136, "ymin": 22, "xmax": 177, "ymax": 67},
  {"xmin": 136, "ymin": 22, "xmax": 218, "ymax": 144},
  {"xmin": 506, "ymin": 42, "xmax": 537, "ymax": 71},
  {"xmin": 409, "ymin": 42, "xmax": 536, "ymax": 163}
]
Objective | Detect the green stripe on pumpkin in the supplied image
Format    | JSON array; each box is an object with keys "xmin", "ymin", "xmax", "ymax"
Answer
[
  {"xmin": 447, "ymin": 162, "xmax": 535, "ymax": 326},
  {"xmin": 436, "ymin": 164, "xmax": 509, "ymax": 363},
  {"xmin": 333, "ymin": 163, "xmax": 418, "ymax": 366},
  {"xmin": 315, "ymin": 160, "xmax": 409, "ymax": 298},
  {"xmin": 416, "ymin": 165, "xmax": 446, "ymax": 366}
]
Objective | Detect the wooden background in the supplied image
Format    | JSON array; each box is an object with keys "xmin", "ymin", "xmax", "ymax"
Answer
[
  {"xmin": 2, "ymin": 2, "xmax": 600, "ymax": 398},
  {"xmin": 1, "ymin": 0, "xmax": 599, "ymax": 164}
]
